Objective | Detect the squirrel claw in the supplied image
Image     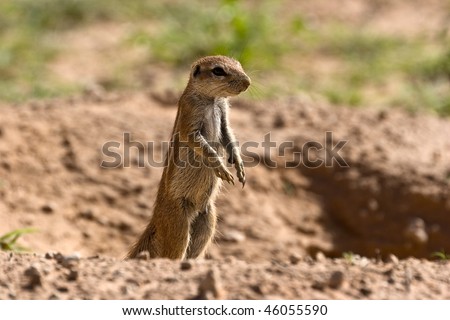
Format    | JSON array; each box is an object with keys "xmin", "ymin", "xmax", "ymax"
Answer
[{"xmin": 215, "ymin": 165, "xmax": 235, "ymax": 185}]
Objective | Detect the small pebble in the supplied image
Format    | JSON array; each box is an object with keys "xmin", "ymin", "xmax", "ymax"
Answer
[
  {"xmin": 223, "ymin": 256, "xmax": 237, "ymax": 264},
  {"xmin": 116, "ymin": 221, "xmax": 132, "ymax": 232},
  {"xmin": 315, "ymin": 251, "xmax": 326, "ymax": 262},
  {"xmin": 41, "ymin": 203, "xmax": 56, "ymax": 214},
  {"xmin": 136, "ymin": 251, "xmax": 150, "ymax": 260},
  {"xmin": 328, "ymin": 271, "xmax": 345, "ymax": 289},
  {"xmin": 360, "ymin": 287, "xmax": 372, "ymax": 296},
  {"xmin": 45, "ymin": 252, "xmax": 55, "ymax": 259},
  {"xmin": 404, "ymin": 218, "xmax": 428, "ymax": 245},
  {"xmin": 378, "ymin": 110, "xmax": 388, "ymax": 121},
  {"xmin": 289, "ymin": 253, "xmax": 301, "ymax": 265},
  {"xmin": 273, "ymin": 113, "xmax": 286, "ymax": 128},
  {"xmin": 67, "ymin": 269, "xmax": 79, "ymax": 281},
  {"xmin": 78, "ymin": 209, "xmax": 94, "ymax": 220},
  {"xmin": 180, "ymin": 261, "xmax": 192, "ymax": 271},
  {"xmin": 221, "ymin": 230, "xmax": 246, "ymax": 243},
  {"xmin": 55, "ymin": 253, "xmax": 80, "ymax": 268},
  {"xmin": 251, "ymin": 284, "xmax": 265, "ymax": 295},
  {"xmin": 311, "ymin": 280, "xmax": 325, "ymax": 291},
  {"xmin": 42, "ymin": 266, "xmax": 52, "ymax": 275},
  {"xmin": 196, "ymin": 268, "xmax": 226, "ymax": 299},
  {"xmin": 23, "ymin": 265, "xmax": 42, "ymax": 289},
  {"xmin": 82, "ymin": 231, "xmax": 91, "ymax": 239},
  {"xmin": 65, "ymin": 253, "xmax": 81, "ymax": 261},
  {"xmin": 414, "ymin": 272, "xmax": 423, "ymax": 281},
  {"xmin": 57, "ymin": 286, "xmax": 69, "ymax": 293},
  {"xmin": 387, "ymin": 254, "xmax": 399, "ymax": 265},
  {"xmin": 164, "ymin": 277, "xmax": 177, "ymax": 283}
]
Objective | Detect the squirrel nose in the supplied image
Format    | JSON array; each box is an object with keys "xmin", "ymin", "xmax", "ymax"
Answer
[{"xmin": 242, "ymin": 75, "xmax": 251, "ymax": 90}]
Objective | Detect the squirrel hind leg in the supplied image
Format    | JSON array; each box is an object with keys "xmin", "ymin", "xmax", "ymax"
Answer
[
  {"xmin": 185, "ymin": 203, "xmax": 217, "ymax": 259},
  {"xmin": 127, "ymin": 198, "xmax": 195, "ymax": 260}
]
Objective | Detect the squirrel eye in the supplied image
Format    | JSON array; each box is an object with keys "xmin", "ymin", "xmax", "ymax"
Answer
[{"xmin": 211, "ymin": 67, "xmax": 227, "ymax": 76}]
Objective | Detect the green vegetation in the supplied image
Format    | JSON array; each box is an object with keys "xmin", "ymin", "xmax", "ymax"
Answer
[
  {"xmin": 293, "ymin": 24, "xmax": 450, "ymax": 114},
  {"xmin": 342, "ymin": 251, "xmax": 355, "ymax": 263},
  {"xmin": 0, "ymin": 0, "xmax": 448, "ymax": 115},
  {"xmin": 0, "ymin": 0, "xmax": 158, "ymax": 101},
  {"xmin": 0, "ymin": 228, "xmax": 37, "ymax": 252},
  {"xmin": 130, "ymin": 0, "xmax": 285, "ymax": 68},
  {"xmin": 431, "ymin": 250, "xmax": 450, "ymax": 261}
]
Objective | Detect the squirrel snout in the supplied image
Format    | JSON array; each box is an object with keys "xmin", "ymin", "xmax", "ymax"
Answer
[{"xmin": 241, "ymin": 76, "xmax": 251, "ymax": 91}]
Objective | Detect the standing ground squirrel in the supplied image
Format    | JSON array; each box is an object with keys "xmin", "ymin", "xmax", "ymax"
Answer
[{"xmin": 127, "ymin": 55, "xmax": 251, "ymax": 259}]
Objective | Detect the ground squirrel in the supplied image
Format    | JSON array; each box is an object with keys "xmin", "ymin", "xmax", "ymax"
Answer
[{"xmin": 127, "ymin": 55, "xmax": 251, "ymax": 259}]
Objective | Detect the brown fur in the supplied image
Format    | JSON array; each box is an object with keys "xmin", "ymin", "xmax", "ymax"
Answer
[{"xmin": 127, "ymin": 56, "xmax": 250, "ymax": 259}]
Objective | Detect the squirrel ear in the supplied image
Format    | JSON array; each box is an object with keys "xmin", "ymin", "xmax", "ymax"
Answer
[{"xmin": 193, "ymin": 65, "xmax": 201, "ymax": 77}]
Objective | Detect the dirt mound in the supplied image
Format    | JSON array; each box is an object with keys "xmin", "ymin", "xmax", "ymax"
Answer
[
  {"xmin": 1, "ymin": 93, "xmax": 449, "ymax": 261},
  {"xmin": 1, "ymin": 92, "xmax": 450, "ymax": 299}
]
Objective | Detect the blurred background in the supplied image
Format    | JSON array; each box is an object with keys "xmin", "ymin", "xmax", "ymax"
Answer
[{"xmin": 1, "ymin": 0, "xmax": 449, "ymax": 114}]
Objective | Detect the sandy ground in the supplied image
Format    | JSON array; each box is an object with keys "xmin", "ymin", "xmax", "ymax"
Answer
[
  {"xmin": 2, "ymin": 252, "xmax": 449, "ymax": 300},
  {"xmin": 0, "ymin": 91, "xmax": 449, "ymax": 299}
]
